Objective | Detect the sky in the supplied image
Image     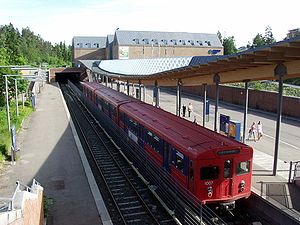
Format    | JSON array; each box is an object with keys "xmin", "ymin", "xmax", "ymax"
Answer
[{"xmin": 0, "ymin": 0, "xmax": 299, "ymax": 47}]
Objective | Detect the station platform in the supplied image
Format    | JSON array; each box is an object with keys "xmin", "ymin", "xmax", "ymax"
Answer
[{"xmin": 0, "ymin": 83, "xmax": 111, "ymax": 225}]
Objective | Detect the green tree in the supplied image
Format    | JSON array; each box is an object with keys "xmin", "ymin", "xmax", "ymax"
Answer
[
  {"xmin": 252, "ymin": 33, "xmax": 265, "ymax": 48},
  {"xmin": 264, "ymin": 26, "xmax": 276, "ymax": 45},
  {"xmin": 251, "ymin": 26, "xmax": 276, "ymax": 48},
  {"xmin": 223, "ymin": 36, "xmax": 238, "ymax": 55}
]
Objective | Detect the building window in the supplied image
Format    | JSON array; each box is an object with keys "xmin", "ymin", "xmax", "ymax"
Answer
[
  {"xmin": 179, "ymin": 40, "xmax": 186, "ymax": 45},
  {"xmin": 188, "ymin": 40, "xmax": 194, "ymax": 45},
  {"xmin": 142, "ymin": 38, "xmax": 149, "ymax": 44},
  {"xmin": 205, "ymin": 41, "xmax": 211, "ymax": 46},
  {"xmin": 133, "ymin": 38, "xmax": 140, "ymax": 44},
  {"xmin": 151, "ymin": 39, "xmax": 158, "ymax": 45},
  {"xmin": 77, "ymin": 43, "xmax": 83, "ymax": 48},
  {"xmin": 170, "ymin": 39, "xmax": 177, "ymax": 45},
  {"xmin": 196, "ymin": 41, "xmax": 203, "ymax": 46},
  {"xmin": 85, "ymin": 43, "xmax": 91, "ymax": 48},
  {"xmin": 161, "ymin": 39, "xmax": 168, "ymax": 45}
]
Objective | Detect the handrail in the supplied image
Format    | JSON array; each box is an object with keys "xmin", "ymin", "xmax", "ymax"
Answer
[{"xmin": 0, "ymin": 179, "xmax": 40, "ymax": 211}]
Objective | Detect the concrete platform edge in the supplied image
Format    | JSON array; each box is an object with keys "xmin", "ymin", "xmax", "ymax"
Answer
[
  {"xmin": 251, "ymin": 187, "xmax": 300, "ymax": 224},
  {"xmin": 57, "ymin": 83, "xmax": 113, "ymax": 225}
]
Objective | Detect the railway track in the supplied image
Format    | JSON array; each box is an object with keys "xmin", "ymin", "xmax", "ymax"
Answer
[{"xmin": 61, "ymin": 83, "xmax": 175, "ymax": 225}]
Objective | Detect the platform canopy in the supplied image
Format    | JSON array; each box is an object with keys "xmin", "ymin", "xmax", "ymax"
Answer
[{"xmin": 80, "ymin": 35, "xmax": 300, "ymax": 86}]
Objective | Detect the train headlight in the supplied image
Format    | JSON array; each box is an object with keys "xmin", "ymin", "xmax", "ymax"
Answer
[
  {"xmin": 240, "ymin": 180, "xmax": 245, "ymax": 192},
  {"xmin": 207, "ymin": 186, "xmax": 213, "ymax": 197}
]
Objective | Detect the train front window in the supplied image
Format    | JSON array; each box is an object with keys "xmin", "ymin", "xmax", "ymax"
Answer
[
  {"xmin": 200, "ymin": 166, "xmax": 219, "ymax": 180},
  {"xmin": 236, "ymin": 161, "xmax": 250, "ymax": 175},
  {"xmin": 224, "ymin": 160, "xmax": 231, "ymax": 178}
]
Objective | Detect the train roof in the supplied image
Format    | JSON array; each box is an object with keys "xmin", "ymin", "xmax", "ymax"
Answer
[
  {"xmin": 82, "ymin": 81, "xmax": 137, "ymax": 106},
  {"xmin": 95, "ymin": 87, "xmax": 136, "ymax": 106},
  {"xmin": 120, "ymin": 101, "xmax": 250, "ymax": 158}
]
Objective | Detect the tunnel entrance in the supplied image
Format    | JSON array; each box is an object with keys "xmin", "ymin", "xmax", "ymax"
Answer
[{"xmin": 55, "ymin": 72, "xmax": 80, "ymax": 83}]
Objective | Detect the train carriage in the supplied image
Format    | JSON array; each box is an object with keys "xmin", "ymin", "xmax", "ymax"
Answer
[
  {"xmin": 81, "ymin": 81, "xmax": 253, "ymax": 208},
  {"xmin": 119, "ymin": 101, "xmax": 252, "ymax": 207}
]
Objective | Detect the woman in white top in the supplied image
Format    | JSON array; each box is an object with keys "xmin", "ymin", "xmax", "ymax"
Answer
[{"xmin": 257, "ymin": 121, "xmax": 263, "ymax": 140}]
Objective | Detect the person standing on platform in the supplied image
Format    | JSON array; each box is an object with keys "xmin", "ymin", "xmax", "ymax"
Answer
[
  {"xmin": 257, "ymin": 121, "xmax": 263, "ymax": 140},
  {"xmin": 182, "ymin": 104, "xmax": 186, "ymax": 117},
  {"xmin": 188, "ymin": 102, "xmax": 193, "ymax": 117},
  {"xmin": 247, "ymin": 122, "xmax": 257, "ymax": 142}
]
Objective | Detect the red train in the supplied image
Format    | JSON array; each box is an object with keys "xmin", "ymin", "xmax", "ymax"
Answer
[{"xmin": 81, "ymin": 82, "xmax": 253, "ymax": 209}]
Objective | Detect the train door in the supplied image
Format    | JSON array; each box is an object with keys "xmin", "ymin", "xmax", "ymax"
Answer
[
  {"xmin": 188, "ymin": 160, "xmax": 194, "ymax": 193},
  {"xmin": 223, "ymin": 159, "xmax": 233, "ymax": 197},
  {"xmin": 163, "ymin": 141, "xmax": 170, "ymax": 172}
]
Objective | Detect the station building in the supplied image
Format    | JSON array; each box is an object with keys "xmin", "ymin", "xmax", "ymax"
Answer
[
  {"xmin": 72, "ymin": 30, "xmax": 223, "ymax": 66},
  {"xmin": 72, "ymin": 36, "xmax": 107, "ymax": 67}
]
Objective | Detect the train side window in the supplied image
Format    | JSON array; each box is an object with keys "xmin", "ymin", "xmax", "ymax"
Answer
[
  {"xmin": 171, "ymin": 147, "xmax": 185, "ymax": 174},
  {"xmin": 126, "ymin": 116, "xmax": 138, "ymax": 135},
  {"xmin": 111, "ymin": 105, "xmax": 116, "ymax": 118},
  {"xmin": 200, "ymin": 166, "xmax": 219, "ymax": 180},
  {"xmin": 236, "ymin": 161, "xmax": 250, "ymax": 175},
  {"xmin": 145, "ymin": 130, "xmax": 160, "ymax": 154}
]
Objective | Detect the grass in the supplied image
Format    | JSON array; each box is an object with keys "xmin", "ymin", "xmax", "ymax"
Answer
[{"xmin": 0, "ymin": 100, "xmax": 33, "ymax": 162}]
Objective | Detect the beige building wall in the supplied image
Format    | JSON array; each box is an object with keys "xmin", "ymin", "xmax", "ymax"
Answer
[
  {"xmin": 112, "ymin": 45, "xmax": 223, "ymax": 59},
  {"xmin": 73, "ymin": 48, "xmax": 106, "ymax": 66}
]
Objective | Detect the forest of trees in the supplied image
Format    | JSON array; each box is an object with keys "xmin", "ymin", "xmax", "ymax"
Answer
[
  {"xmin": 0, "ymin": 23, "xmax": 71, "ymax": 67},
  {"xmin": 0, "ymin": 23, "xmax": 72, "ymax": 107}
]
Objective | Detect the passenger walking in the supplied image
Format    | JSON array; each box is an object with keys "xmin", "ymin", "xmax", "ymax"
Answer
[
  {"xmin": 247, "ymin": 122, "xmax": 257, "ymax": 142},
  {"xmin": 193, "ymin": 116, "xmax": 198, "ymax": 124},
  {"xmin": 182, "ymin": 104, "xmax": 186, "ymax": 117},
  {"xmin": 257, "ymin": 121, "xmax": 263, "ymax": 140},
  {"xmin": 187, "ymin": 103, "xmax": 193, "ymax": 117}
]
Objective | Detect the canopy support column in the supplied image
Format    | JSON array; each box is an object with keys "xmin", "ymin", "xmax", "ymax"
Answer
[
  {"xmin": 202, "ymin": 83, "xmax": 207, "ymax": 127},
  {"xmin": 242, "ymin": 80, "xmax": 250, "ymax": 143},
  {"xmin": 176, "ymin": 79, "xmax": 182, "ymax": 116},
  {"xmin": 214, "ymin": 74, "xmax": 220, "ymax": 132},
  {"xmin": 273, "ymin": 64, "xmax": 286, "ymax": 176}
]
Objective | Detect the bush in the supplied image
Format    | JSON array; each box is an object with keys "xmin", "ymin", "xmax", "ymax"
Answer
[{"xmin": 0, "ymin": 101, "xmax": 32, "ymax": 162}]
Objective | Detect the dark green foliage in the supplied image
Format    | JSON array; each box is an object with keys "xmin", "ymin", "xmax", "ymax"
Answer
[
  {"xmin": 251, "ymin": 26, "xmax": 276, "ymax": 48},
  {"xmin": 0, "ymin": 23, "xmax": 71, "ymax": 68},
  {"xmin": 223, "ymin": 36, "xmax": 238, "ymax": 55},
  {"xmin": 0, "ymin": 23, "xmax": 71, "ymax": 107}
]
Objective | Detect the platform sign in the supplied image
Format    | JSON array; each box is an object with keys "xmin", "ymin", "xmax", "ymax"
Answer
[
  {"xmin": 220, "ymin": 114, "xmax": 230, "ymax": 134},
  {"xmin": 228, "ymin": 120, "xmax": 241, "ymax": 141}
]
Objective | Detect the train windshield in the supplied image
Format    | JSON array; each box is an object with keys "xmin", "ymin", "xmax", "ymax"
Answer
[
  {"xmin": 200, "ymin": 166, "xmax": 219, "ymax": 180},
  {"xmin": 236, "ymin": 161, "xmax": 250, "ymax": 175}
]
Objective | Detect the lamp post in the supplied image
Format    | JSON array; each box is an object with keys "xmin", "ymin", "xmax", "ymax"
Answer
[{"xmin": 15, "ymin": 78, "xmax": 19, "ymax": 117}]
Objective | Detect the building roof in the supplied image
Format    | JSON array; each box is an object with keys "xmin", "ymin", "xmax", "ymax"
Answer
[
  {"xmin": 73, "ymin": 36, "xmax": 107, "ymax": 49},
  {"xmin": 88, "ymin": 57, "xmax": 193, "ymax": 76},
  {"xmin": 114, "ymin": 30, "xmax": 222, "ymax": 48}
]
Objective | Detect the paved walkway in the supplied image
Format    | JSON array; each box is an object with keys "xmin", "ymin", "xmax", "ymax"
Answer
[{"xmin": 0, "ymin": 83, "xmax": 108, "ymax": 225}]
